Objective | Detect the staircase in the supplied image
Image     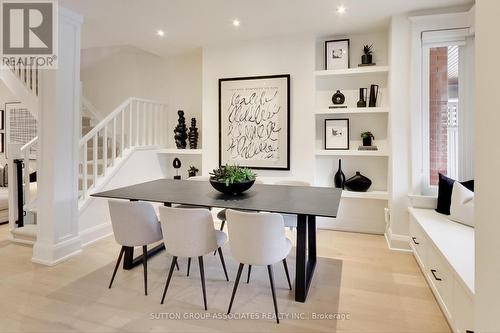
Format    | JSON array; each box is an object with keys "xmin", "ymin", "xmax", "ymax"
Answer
[{"xmin": 78, "ymin": 97, "xmax": 168, "ymax": 207}]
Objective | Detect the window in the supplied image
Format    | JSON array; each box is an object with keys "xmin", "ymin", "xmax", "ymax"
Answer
[{"xmin": 421, "ymin": 29, "xmax": 474, "ymax": 194}]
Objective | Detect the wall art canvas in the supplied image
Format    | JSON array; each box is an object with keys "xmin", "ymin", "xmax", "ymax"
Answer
[
  {"xmin": 325, "ymin": 39, "xmax": 350, "ymax": 70},
  {"xmin": 325, "ymin": 119, "xmax": 350, "ymax": 150},
  {"xmin": 219, "ymin": 74, "xmax": 290, "ymax": 170}
]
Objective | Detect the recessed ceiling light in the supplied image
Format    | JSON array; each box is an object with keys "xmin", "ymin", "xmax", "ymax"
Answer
[
  {"xmin": 157, "ymin": 30, "xmax": 165, "ymax": 37},
  {"xmin": 232, "ymin": 19, "xmax": 240, "ymax": 27},
  {"xmin": 336, "ymin": 5, "xmax": 346, "ymax": 15}
]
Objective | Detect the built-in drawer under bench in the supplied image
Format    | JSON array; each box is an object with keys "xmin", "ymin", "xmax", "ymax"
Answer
[{"xmin": 409, "ymin": 207, "xmax": 474, "ymax": 333}]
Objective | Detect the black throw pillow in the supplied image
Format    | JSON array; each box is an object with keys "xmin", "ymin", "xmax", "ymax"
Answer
[{"xmin": 435, "ymin": 173, "xmax": 474, "ymax": 215}]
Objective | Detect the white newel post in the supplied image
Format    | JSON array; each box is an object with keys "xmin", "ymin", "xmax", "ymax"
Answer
[{"xmin": 32, "ymin": 8, "xmax": 83, "ymax": 265}]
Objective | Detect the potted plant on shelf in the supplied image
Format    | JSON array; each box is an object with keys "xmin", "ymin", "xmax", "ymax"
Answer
[
  {"xmin": 209, "ymin": 165, "xmax": 256, "ymax": 195},
  {"xmin": 188, "ymin": 166, "xmax": 199, "ymax": 178},
  {"xmin": 361, "ymin": 131, "xmax": 375, "ymax": 146},
  {"xmin": 361, "ymin": 44, "xmax": 374, "ymax": 65}
]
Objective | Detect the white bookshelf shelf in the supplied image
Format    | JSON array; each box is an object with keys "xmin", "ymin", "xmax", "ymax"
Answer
[
  {"xmin": 158, "ymin": 149, "xmax": 203, "ymax": 155},
  {"xmin": 341, "ymin": 190, "xmax": 389, "ymax": 200},
  {"xmin": 315, "ymin": 149, "xmax": 389, "ymax": 157},
  {"xmin": 315, "ymin": 66, "xmax": 389, "ymax": 77},
  {"xmin": 314, "ymin": 107, "xmax": 389, "ymax": 115}
]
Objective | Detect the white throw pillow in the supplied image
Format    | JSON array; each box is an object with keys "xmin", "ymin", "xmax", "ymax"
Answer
[{"xmin": 449, "ymin": 181, "xmax": 474, "ymax": 227}]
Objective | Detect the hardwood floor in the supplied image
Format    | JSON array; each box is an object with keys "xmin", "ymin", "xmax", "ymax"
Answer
[{"xmin": 0, "ymin": 224, "xmax": 450, "ymax": 332}]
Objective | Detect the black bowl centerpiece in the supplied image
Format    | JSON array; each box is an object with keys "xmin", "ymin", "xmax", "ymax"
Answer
[{"xmin": 209, "ymin": 165, "xmax": 256, "ymax": 195}]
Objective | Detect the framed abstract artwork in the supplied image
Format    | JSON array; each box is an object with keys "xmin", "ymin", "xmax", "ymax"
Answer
[
  {"xmin": 325, "ymin": 39, "xmax": 350, "ymax": 70},
  {"xmin": 219, "ymin": 74, "xmax": 290, "ymax": 170},
  {"xmin": 325, "ymin": 118, "xmax": 350, "ymax": 150}
]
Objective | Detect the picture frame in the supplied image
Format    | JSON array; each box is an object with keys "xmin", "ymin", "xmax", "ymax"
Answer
[
  {"xmin": 325, "ymin": 119, "xmax": 350, "ymax": 150},
  {"xmin": 325, "ymin": 39, "xmax": 350, "ymax": 70},
  {"xmin": 219, "ymin": 74, "xmax": 290, "ymax": 170}
]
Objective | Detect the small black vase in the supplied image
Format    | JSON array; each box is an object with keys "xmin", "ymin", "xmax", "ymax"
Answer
[
  {"xmin": 362, "ymin": 137, "xmax": 372, "ymax": 146},
  {"xmin": 334, "ymin": 159, "xmax": 346, "ymax": 189},
  {"xmin": 357, "ymin": 88, "xmax": 367, "ymax": 108},
  {"xmin": 345, "ymin": 172, "xmax": 372, "ymax": 192},
  {"xmin": 361, "ymin": 54, "xmax": 373, "ymax": 65}
]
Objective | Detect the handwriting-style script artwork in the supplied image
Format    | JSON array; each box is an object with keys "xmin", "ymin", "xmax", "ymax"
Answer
[
  {"xmin": 226, "ymin": 87, "xmax": 281, "ymax": 160},
  {"xmin": 219, "ymin": 75, "xmax": 290, "ymax": 170}
]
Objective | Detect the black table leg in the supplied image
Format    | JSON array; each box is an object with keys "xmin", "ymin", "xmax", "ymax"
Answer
[
  {"xmin": 122, "ymin": 244, "xmax": 165, "ymax": 270},
  {"xmin": 295, "ymin": 214, "xmax": 317, "ymax": 302}
]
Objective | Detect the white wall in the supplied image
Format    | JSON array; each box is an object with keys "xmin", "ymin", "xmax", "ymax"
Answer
[
  {"xmin": 387, "ymin": 15, "xmax": 412, "ymax": 247},
  {"xmin": 475, "ymin": 1, "xmax": 500, "ymax": 331},
  {"xmin": 202, "ymin": 34, "xmax": 390, "ymax": 233},
  {"xmin": 202, "ymin": 35, "xmax": 316, "ymax": 181},
  {"xmin": 80, "ymin": 46, "xmax": 203, "ymax": 151},
  {"xmin": 81, "ymin": 46, "xmax": 169, "ymax": 116}
]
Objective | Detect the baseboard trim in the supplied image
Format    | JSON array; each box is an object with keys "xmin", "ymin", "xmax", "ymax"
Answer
[
  {"xmin": 32, "ymin": 235, "xmax": 82, "ymax": 266},
  {"xmin": 384, "ymin": 228, "xmax": 412, "ymax": 252},
  {"xmin": 80, "ymin": 222, "xmax": 113, "ymax": 247}
]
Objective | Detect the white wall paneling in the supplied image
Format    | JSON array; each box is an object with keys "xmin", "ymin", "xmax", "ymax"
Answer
[{"xmin": 475, "ymin": 1, "xmax": 500, "ymax": 331}]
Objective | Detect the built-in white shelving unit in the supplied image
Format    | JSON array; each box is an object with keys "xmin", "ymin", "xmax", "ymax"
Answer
[
  {"xmin": 314, "ymin": 107, "xmax": 389, "ymax": 115},
  {"xmin": 342, "ymin": 190, "xmax": 389, "ymax": 200},
  {"xmin": 314, "ymin": 34, "xmax": 390, "ymax": 204},
  {"xmin": 315, "ymin": 149, "xmax": 389, "ymax": 157},
  {"xmin": 314, "ymin": 65, "xmax": 389, "ymax": 77}
]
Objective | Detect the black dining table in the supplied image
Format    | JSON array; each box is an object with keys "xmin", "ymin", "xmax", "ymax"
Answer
[{"xmin": 92, "ymin": 179, "xmax": 341, "ymax": 302}]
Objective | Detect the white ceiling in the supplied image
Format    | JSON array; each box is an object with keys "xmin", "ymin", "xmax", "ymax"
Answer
[{"xmin": 60, "ymin": 0, "xmax": 472, "ymax": 57}]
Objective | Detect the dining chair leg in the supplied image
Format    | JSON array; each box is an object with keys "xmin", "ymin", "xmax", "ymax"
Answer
[
  {"xmin": 282, "ymin": 259, "xmax": 292, "ymax": 290},
  {"xmin": 247, "ymin": 265, "xmax": 252, "ymax": 283},
  {"xmin": 214, "ymin": 220, "xmax": 226, "ymax": 255},
  {"xmin": 227, "ymin": 263, "xmax": 244, "ymax": 314},
  {"xmin": 175, "ymin": 261, "xmax": 180, "ymax": 271},
  {"xmin": 142, "ymin": 245, "xmax": 148, "ymax": 295},
  {"xmin": 161, "ymin": 256, "xmax": 178, "ymax": 304},
  {"xmin": 198, "ymin": 256, "xmax": 207, "ymax": 310},
  {"xmin": 109, "ymin": 246, "xmax": 125, "ymax": 289},
  {"xmin": 217, "ymin": 248, "xmax": 229, "ymax": 281},
  {"xmin": 267, "ymin": 265, "xmax": 280, "ymax": 324},
  {"xmin": 187, "ymin": 257, "xmax": 191, "ymax": 276}
]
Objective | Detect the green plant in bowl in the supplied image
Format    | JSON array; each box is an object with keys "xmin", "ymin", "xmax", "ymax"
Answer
[
  {"xmin": 209, "ymin": 165, "xmax": 257, "ymax": 195},
  {"xmin": 210, "ymin": 165, "xmax": 256, "ymax": 187}
]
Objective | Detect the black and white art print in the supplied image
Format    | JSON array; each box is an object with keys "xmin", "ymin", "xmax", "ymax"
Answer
[
  {"xmin": 219, "ymin": 75, "xmax": 290, "ymax": 170},
  {"xmin": 325, "ymin": 39, "xmax": 350, "ymax": 70},
  {"xmin": 325, "ymin": 119, "xmax": 350, "ymax": 150}
]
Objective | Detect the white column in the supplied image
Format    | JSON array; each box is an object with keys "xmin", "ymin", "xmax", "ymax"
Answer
[
  {"xmin": 32, "ymin": 8, "xmax": 83, "ymax": 265},
  {"xmin": 386, "ymin": 15, "xmax": 412, "ymax": 249},
  {"xmin": 475, "ymin": 1, "xmax": 500, "ymax": 331}
]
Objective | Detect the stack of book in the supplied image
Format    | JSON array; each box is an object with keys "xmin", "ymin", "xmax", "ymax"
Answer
[{"xmin": 358, "ymin": 146, "xmax": 378, "ymax": 151}]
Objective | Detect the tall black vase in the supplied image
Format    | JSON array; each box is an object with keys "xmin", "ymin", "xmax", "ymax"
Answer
[{"xmin": 334, "ymin": 159, "xmax": 346, "ymax": 189}]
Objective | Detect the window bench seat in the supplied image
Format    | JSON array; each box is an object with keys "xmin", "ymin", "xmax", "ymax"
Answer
[{"xmin": 409, "ymin": 207, "xmax": 474, "ymax": 333}]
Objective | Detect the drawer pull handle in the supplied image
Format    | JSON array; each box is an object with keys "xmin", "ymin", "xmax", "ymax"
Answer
[
  {"xmin": 412, "ymin": 237, "xmax": 420, "ymax": 245},
  {"xmin": 431, "ymin": 269, "xmax": 442, "ymax": 281}
]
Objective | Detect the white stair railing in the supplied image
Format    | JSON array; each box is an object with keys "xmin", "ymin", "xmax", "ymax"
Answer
[
  {"xmin": 11, "ymin": 63, "xmax": 39, "ymax": 96},
  {"xmin": 20, "ymin": 136, "xmax": 38, "ymax": 213},
  {"xmin": 79, "ymin": 97, "xmax": 168, "ymax": 200}
]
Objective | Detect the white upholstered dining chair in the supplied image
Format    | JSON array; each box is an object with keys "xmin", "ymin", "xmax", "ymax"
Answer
[
  {"xmin": 158, "ymin": 206, "xmax": 229, "ymax": 310},
  {"xmin": 107, "ymin": 200, "xmax": 163, "ymax": 296},
  {"xmin": 226, "ymin": 209, "xmax": 292, "ymax": 324}
]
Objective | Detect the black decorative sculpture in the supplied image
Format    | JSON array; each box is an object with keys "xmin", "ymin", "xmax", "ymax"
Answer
[
  {"xmin": 173, "ymin": 157, "xmax": 181, "ymax": 180},
  {"xmin": 188, "ymin": 118, "xmax": 199, "ymax": 149},
  {"xmin": 345, "ymin": 172, "xmax": 372, "ymax": 192},
  {"xmin": 334, "ymin": 159, "xmax": 346, "ymax": 189},
  {"xmin": 174, "ymin": 110, "xmax": 187, "ymax": 149}
]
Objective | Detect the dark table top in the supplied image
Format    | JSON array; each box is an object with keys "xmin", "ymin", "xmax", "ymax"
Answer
[{"xmin": 92, "ymin": 179, "xmax": 342, "ymax": 218}]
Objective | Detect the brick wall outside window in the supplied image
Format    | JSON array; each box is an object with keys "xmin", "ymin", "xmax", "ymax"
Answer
[{"xmin": 429, "ymin": 47, "xmax": 449, "ymax": 186}]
